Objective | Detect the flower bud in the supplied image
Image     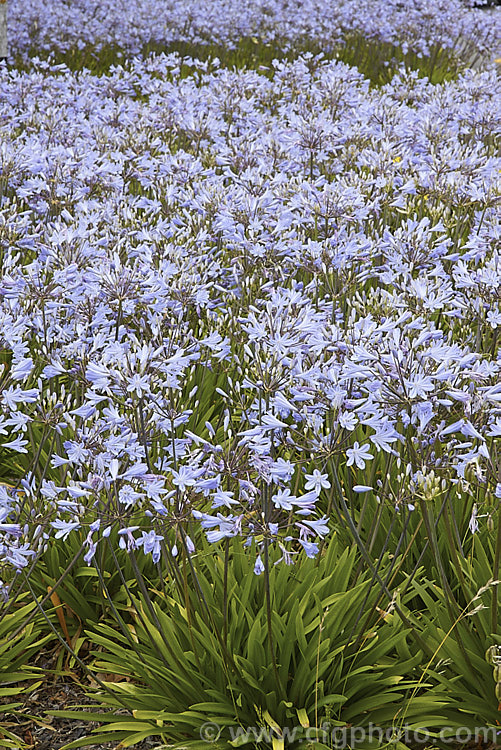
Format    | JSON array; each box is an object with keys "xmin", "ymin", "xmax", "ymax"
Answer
[{"xmin": 486, "ymin": 645, "xmax": 500, "ymax": 665}]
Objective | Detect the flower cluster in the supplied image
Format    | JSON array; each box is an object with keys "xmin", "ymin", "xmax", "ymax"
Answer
[{"xmin": 0, "ymin": 32, "xmax": 499, "ymax": 584}]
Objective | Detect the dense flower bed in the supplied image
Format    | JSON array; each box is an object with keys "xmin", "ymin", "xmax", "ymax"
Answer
[
  {"xmin": 9, "ymin": 0, "xmax": 501, "ymax": 62},
  {"xmin": 0, "ymin": 35, "xmax": 499, "ymax": 591}
]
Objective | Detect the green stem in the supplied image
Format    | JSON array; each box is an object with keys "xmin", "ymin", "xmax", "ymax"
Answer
[
  {"xmin": 491, "ymin": 507, "xmax": 501, "ymax": 635},
  {"xmin": 223, "ymin": 537, "xmax": 229, "ymax": 646}
]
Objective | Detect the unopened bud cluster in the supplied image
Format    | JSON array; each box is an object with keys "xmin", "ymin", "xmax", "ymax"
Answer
[{"xmin": 412, "ymin": 469, "xmax": 444, "ymax": 501}]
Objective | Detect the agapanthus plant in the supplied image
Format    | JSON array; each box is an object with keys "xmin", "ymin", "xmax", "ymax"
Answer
[{"xmin": 0, "ymin": 43, "xmax": 499, "ymax": 603}]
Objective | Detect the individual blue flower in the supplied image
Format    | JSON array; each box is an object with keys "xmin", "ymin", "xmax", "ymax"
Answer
[
  {"xmin": 1, "ymin": 436, "xmax": 29, "ymax": 453},
  {"xmin": 272, "ymin": 488, "xmax": 296, "ymax": 510},
  {"xmin": 254, "ymin": 555, "xmax": 265, "ymax": 575},
  {"xmin": 304, "ymin": 469, "xmax": 331, "ymax": 493},
  {"xmin": 126, "ymin": 373, "xmax": 150, "ymax": 397},
  {"xmin": 299, "ymin": 516, "xmax": 329, "ymax": 537},
  {"xmin": 10, "ymin": 358, "xmax": 34, "ymax": 381},
  {"xmin": 346, "ymin": 442, "xmax": 374, "ymax": 469},
  {"xmin": 171, "ymin": 465, "xmax": 204, "ymax": 492},
  {"xmin": 51, "ymin": 519, "xmax": 81, "ymax": 540},
  {"xmin": 297, "ymin": 540, "xmax": 319, "ymax": 558}
]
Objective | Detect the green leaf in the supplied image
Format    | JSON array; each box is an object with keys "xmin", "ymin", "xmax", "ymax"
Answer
[
  {"xmin": 60, "ymin": 732, "xmax": 131, "ymax": 749},
  {"xmin": 296, "ymin": 707, "xmax": 309, "ymax": 728}
]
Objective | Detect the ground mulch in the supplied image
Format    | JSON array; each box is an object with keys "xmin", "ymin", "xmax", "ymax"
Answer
[{"xmin": 0, "ymin": 645, "xmax": 160, "ymax": 749}]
